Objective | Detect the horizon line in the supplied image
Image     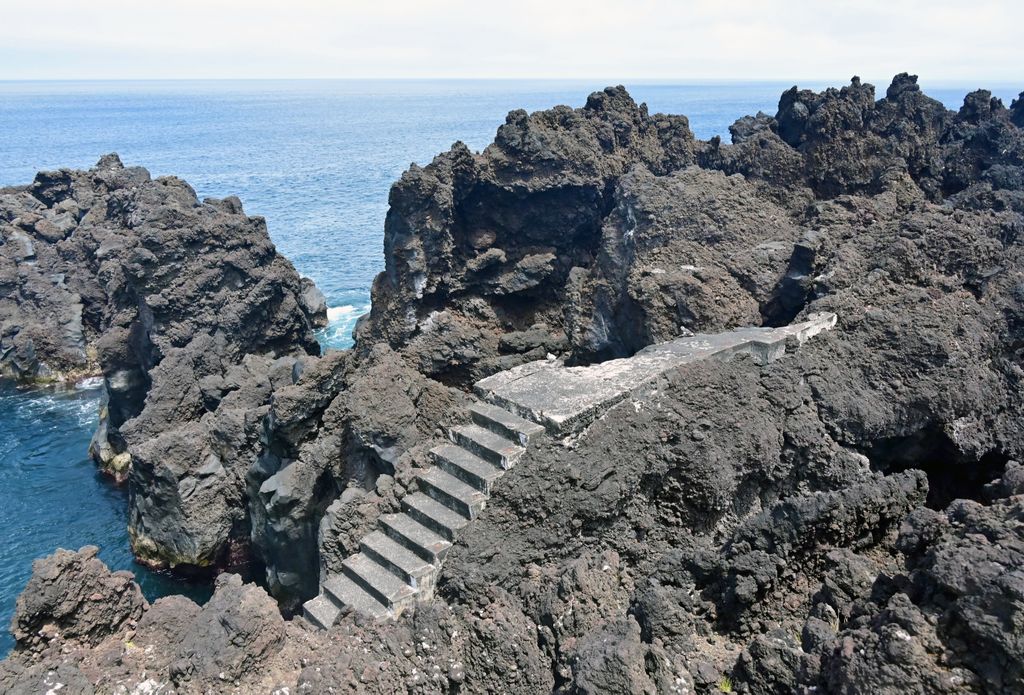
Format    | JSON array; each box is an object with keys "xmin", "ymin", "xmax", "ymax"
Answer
[{"xmin": 0, "ymin": 76, "xmax": 1020, "ymax": 88}]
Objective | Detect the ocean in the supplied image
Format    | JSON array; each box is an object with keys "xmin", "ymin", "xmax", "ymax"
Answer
[{"xmin": 0, "ymin": 78, "xmax": 1017, "ymax": 656}]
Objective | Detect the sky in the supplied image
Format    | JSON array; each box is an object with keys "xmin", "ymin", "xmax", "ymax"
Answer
[{"xmin": 1, "ymin": 0, "xmax": 1020, "ymax": 82}]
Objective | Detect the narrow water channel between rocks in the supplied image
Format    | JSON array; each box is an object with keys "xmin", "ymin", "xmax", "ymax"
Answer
[{"xmin": 0, "ymin": 382, "xmax": 212, "ymax": 657}]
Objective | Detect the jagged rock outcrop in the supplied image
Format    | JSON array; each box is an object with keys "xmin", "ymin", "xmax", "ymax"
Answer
[
  {"xmin": 127, "ymin": 349, "xmax": 311, "ymax": 573},
  {"xmin": 4, "ymin": 75, "xmax": 1024, "ymax": 693},
  {"xmin": 1, "ymin": 551, "xmax": 291, "ymax": 693},
  {"xmin": 0, "ymin": 155, "xmax": 328, "ymax": 578},
  {"xmin": 8, "ymin": 546, "xmax": 145, "ymax": 652},
  {"xmin": 359, "ymin": 76, "xmax": 1024, "ymax": 385},
  {"xmin": 356, "ymin": 86, "xmax": 697, "ymax": 382},
  {"xmin": 0, "ymin": 154, "xmax": 325, "ymax": 387}
]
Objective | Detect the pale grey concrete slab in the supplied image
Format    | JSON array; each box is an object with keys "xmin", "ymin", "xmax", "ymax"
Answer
[
  {"xmin": 476, "ymin": 312, "xmax": 837, "ymax": 434},
  {"xmin": 469, "ymin": 402, "xmax": 546, "ymax": 445}
]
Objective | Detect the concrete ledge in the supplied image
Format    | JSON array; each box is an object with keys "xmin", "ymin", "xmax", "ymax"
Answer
[{"xmin": 475, "ymin": 312, "xmax": 837, "ymax": 435}]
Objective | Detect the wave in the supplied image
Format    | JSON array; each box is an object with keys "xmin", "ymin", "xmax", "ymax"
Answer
[
  {"xmin": 318, "ymin": 302, "xmax": 371, "ymax": 350},
  {"xmin": 326, "ymin": 304, "xmax": 359, "ymax": 322},
  {"xmin": 0, "ymin": 388, "xmax": 100, "ymax": 431},
  {"xmin": 75, "ymin": 376, "xmax": 105, "ymax": 391}
]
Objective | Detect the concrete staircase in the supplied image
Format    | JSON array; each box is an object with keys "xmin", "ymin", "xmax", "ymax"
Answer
[
  {"xmin": 302, "ymin": 313, "xmax": 837, "ymax": 628},
  {"xmin": 302, "ymin": 401, "xmax": 545, "ymax": 628}
]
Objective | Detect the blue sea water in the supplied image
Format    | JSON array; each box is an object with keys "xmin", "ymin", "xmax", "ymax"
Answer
[{"xmin": 0, "ymin": 78, "xmax": 1018, "ymax": 656}]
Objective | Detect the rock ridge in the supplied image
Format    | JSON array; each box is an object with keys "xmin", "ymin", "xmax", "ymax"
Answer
[
  {"xmin": 1, "ymin": 154, "xmax": 327, "ymax": 576},
  {"xmin": 3, "ymin": 73, "xmax": 1024, "ymax": 693}
]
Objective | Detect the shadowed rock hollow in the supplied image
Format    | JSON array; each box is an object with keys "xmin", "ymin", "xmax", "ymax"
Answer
[{"xmin": 3, "ymin": 74, "xmax": 1024, "ymax": 693}]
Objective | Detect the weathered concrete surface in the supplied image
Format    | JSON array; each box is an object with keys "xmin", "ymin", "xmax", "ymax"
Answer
[
  {"xmin": 302, "ymin": 314, "xmax": 835, "ymax": 626},
  {"xmin": 476, "ymin": 312, "xmax": 837, "ymax": 434},
  {"xmin": 301, "ymin": 399, "xmax": 543, "ymax": 627}
]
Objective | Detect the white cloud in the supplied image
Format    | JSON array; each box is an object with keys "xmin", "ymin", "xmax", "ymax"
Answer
[{"xmin": 0, "ymin": 0, "xmax": 1019, "ymax": 81}]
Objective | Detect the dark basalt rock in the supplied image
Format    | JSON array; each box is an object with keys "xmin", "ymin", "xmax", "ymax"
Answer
[
  {"xmin": 356, "ymin": 86, "xmax": 698, "ymax": 383},
  {"xmin": 1, "ymin": 155, "xmax": 326, "ymax": 387},
  {"xmin": 359, "ymin": 74, "xmax": 1024, "ymax": 384},
  {"xmin": 8, "ymin": 546, "xmax": 145, "ymax": 652},
  {"xmin": 1, "ymin": 552, "xmax": 290, "ymax": 694},
  {"xmin": 167, "ymin": 573, "xmax": 287, "ymax": 687},
  {"xmin": 729, "ymin": 111, "xmax": 777, "ymax": 144},
  {"xmin": 1012, "ymin": 92, "xmax": 1024, "ymax": 128},
  {"xmin": 3, "ymin": 74, "xmax": 1024, "ymax": 693},
  {"xmin": 0, "ymin": 155, "xmax": 327, "ymax": 580}
]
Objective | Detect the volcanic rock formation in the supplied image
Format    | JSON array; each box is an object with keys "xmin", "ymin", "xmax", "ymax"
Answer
[
  {"xmin": 0, "ymin": 155, "xmax": 327, "ymax": 576},
  {"xmin": 4, "ymin": 74, "xmax": 1024, "ymax": 693}
]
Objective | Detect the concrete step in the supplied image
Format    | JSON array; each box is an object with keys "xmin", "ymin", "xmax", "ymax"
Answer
[
  {"xmin": 380, "ymin": 512, "xmax": 452, "ymax": 564},
  {"xmin": 417, "ymin": 466, "xmax": 487, "ymax": 518},
  {"xmin": 470, "ymin": 402, "xmax": 545, "ymax": 446},
  {"xmin": 450, "ymin": 423, "xmax": 525, "ymax": 469},
  {"xmin": 430, "ymin": 443, "xmax": 504, "ymax": 493},
  {"xmin": 360, "ymin": 530, "xmax": 436, "ymax": 589},
  {"xmin": 323, "ymin": 574, "xmax": 389, "ymax": 620},
  {"xmin": 403, "ymin": 491, "xmax": 472, "ymax": 541},
  {"xmin": 342, "ymin": 553, "xmax": 418, "ymax": 612},
  {"xmin": 302, "ymin": 593, "xmax": 341, "ymax": 630}
]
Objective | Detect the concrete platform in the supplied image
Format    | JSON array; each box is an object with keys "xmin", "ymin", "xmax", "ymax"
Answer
[
  {"xmin": 302, "ymin": 313, "xmax": 835, "ymax": 627},
  {"xmin": 475, "ymin": 312, "xmax": 837, "ymax": 434}
]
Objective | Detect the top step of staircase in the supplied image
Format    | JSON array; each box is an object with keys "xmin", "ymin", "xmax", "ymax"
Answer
[
  {"xmin": 469, "ymin": 402, "xmax": 545, "ymax": 446},
  {"xmin": 450, "ymin": 423, "xmax": 526, "ymax": 469}
]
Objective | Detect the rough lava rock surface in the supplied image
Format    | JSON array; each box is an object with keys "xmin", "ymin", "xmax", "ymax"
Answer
[
  {"xmin": 4, "ymin": 75, "xmax": 1024, "ymax": 693},
  {"xmin": 0, "ymin": 154, "xmax": 328, "ymax": 578}
]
